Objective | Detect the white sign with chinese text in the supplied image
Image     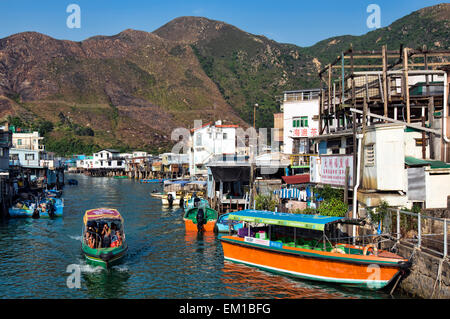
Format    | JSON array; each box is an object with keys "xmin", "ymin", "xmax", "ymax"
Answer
[{"xmin": 315, "ymin": 155, "xmax": 354, "ymax": 187}]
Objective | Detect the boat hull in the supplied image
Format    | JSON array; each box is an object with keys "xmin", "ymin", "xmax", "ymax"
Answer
[
  {"xmin": 82, "ymin": 243, "xmax": 127, "ymax": 268},
  {"xmin": 184, "ymin": 219, "xmax": 216, "ymax": 232},
  {"xmin": 220, "ymin": 236, "xmax": 406, "ymax": 289},
  {"xmin": 9, "ymin": 199, "xmax": 64, "ymax": 218}
]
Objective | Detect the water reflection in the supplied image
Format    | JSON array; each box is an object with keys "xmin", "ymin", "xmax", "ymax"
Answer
[
  {"xmin": 83, "ymin": 266, "xmax": 131, "ymax": 299},
  {"xmin": 0, "ymin": 174, "xmax": 400, "ymax": 299}
]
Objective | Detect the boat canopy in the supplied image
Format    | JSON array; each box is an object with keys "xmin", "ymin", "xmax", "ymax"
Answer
[
  {"xmin": 164, "ymin": 180, "xmax": 191, "ymax": 187},
  {"xmin": 227, "ymin": 210, "xmax": 344, "ymax": 231},
  {"xmin": 83, "ymin": 208, "xmax": 123, "ymax": 224},
  {"xmin": 187, "ymin": 181, "xmax": 207, "ymax": 186}
]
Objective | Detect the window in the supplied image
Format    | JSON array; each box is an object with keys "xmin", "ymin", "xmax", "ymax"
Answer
[
  {"xmin": 25, "ymin": 153, "xmax": 35, "ymax": 161},
  {"xmin": 415, "ymin": 138, "xmax": 428, "ymax": 147},
  {"xmin": 223, "ymin": 133, "xmax": 228, "ymax": 140},
  {"xmin": 196, "ymin": 133, "xmax": 202, "ymax": 146},
  {"xmin": 293, "ymin": 117, "xmax": 308, "ymax": 127},
  {"xmin": 17, "ymin": 139, "xmax": 22, "ymax": 145}
]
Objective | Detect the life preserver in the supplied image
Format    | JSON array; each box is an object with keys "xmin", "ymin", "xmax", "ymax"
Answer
[
  {"xmin": 331, "ymin": 247, "xmax": 346, "ymax": 254},
  {"xmin": 363, "ymin": 244, "xmax": 378, "ymax": 256}
]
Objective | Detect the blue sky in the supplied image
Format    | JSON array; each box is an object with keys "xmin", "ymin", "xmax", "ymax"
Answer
[{"xmin": 0, "ymin": 0, "xmax": 445, "ymax": 47}]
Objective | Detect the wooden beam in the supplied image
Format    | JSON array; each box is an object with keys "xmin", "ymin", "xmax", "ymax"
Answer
[
  {"xmin": 382, "ymin": 45, "xmax": 388, "ymax": 120},
  {"xmin": 349, "ymin": 108, "xmax": 441, "ymax": 136},
  {"xmin": 327, "ymin": 64, "xmax": 331, "ymax": 134}
]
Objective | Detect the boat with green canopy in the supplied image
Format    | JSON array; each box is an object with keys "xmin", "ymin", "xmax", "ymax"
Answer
[
  {"xmin": 81, "ymin": 208, "xmax": 128, "ymax": 268},
  {"xmin": 220, "ymin": 209, "xmax": 410, "ymax": 289}
]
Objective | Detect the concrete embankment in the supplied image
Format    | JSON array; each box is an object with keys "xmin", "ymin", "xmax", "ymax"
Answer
[{"xmin": 397, "ymin": 244, "xmax": 449, "ymax": 298}]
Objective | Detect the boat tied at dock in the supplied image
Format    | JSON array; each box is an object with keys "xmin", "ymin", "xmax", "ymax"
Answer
[{"xmin": 220, "ymin": 210, "xmax": 411, "ymax": 289}]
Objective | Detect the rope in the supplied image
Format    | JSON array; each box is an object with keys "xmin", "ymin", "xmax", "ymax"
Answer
[{"xmin": 430, "ymin": 258, "xmax": 444, "ymax": 299}]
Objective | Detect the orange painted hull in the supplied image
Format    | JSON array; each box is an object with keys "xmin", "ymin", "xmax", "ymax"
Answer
[
  {"xmin": 184, "ymin": 219, "xmax": 216, "ymax": 232},
  {"xmin": 221, "ymin": 236, "xmax": 407, "ymax": 289}
]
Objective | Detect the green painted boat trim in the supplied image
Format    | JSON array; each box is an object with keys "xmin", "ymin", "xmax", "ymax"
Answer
[
  {"xmin": 81, "ymin": 242, "xmax": 128, "ymax": 268},
  {"xmin": 220, "ymin": 236, "xmax": 404, "ymax": 267}
]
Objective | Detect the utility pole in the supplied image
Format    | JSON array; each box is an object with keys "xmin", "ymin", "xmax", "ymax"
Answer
[{"xmin": 253, "ymin": 103, "xmax": 258, "ymax": 128}]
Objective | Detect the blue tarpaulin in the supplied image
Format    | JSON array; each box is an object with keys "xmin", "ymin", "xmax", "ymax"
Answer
[{"xmin": 273, "ymin": 188, "xmax": 300, "ymax": 199}]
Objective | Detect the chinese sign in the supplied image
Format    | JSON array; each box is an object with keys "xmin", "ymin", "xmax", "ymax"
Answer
[
  {"xmin": 291, "ymin": 127, "xmax": 318, "ymax": 138},
  {"xmin": 316, "ymin": 155, "xmax": 354, "ymax": 187}
]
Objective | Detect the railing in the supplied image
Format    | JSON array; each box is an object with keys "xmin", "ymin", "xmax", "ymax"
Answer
[
  {"xmin": 284, "ymin": 91, "xmax": 320, "ymax": 102},
  {"xmin": 386, "ymin": 208, "xmax": 449, "ymax": 258}
]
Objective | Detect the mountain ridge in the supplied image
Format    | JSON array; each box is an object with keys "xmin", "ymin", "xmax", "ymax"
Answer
[{"xmin": 0, "ymin": 3, "xmax": 448, "ymax": 155}]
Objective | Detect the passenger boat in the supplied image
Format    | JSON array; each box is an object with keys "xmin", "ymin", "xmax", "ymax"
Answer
[
  {"xmin": 113, "ymin": 175, "xmax": 128, "ymax": 179},
  {"xmin": 9, "ymin": 197, "xmax": 64, "ymax": 218},
  {"xmin": 81, "ymin": 208, "xmax": 127, "ymax": 268},
  {"xmin": 220, "ymin": 210, "xmax": 410, "ymax": 289},
  {"xmin": 183, "ymin": 206, "xmax": 218, "ymax": 232},
  {"xmin": 214, "ymin": 212, "xmax": 244, "ymax": 233}
]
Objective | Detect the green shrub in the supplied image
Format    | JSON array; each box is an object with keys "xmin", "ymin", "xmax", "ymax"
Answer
[
  {"xmin": 317, "ymin": 198, "xmax": 348, "ymax": 217},
  {"xmin": 255, "ymin": 194, "xmax": 277, "ymax": 211}
]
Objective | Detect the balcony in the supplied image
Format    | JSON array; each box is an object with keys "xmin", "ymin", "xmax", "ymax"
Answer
[{"xmin": 290, "ymin": 154, "xmax": 317, "ymax": 168}]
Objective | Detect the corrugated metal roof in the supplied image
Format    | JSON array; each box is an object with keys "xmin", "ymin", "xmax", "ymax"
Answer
[{"xmin": 405, "ymin": 156, "xmax": 450, "ymax": 169}]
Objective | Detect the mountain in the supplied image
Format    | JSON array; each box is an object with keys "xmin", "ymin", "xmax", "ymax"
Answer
[
  {"xmin": 0, "ymin": 29, "xmax": 246, "ymax": 154},
  {"xmin": 154, "ymin": 17, "xmax": 321, "ymax": 128},
  {"xmin": 0, "ymin": 4, "xmax": 448, "ymax": 155},
  {"xmin": 301, "ymin": 3, "xmax": 450, "ymax": 65}
]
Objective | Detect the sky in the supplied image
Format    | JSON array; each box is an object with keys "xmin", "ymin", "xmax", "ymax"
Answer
[{"xmin": 0, "ymin": 0, "xmax": 446, "ymax": 47}]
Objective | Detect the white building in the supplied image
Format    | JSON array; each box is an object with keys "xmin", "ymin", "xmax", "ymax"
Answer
[
  {"xmin": 90, "ymin": 149, "xmax": 126, "ymax": 169},
  {"xmin": 189, "ymin": 121, "xmax": 239, "ymax": 176},
  {"xmin": 12, "ymin": 131, "xmax": 44, "ymax": 151},
  {"xmin": 9, "ymin": 131, "xmax": 50, "ymax": 168},
  {"xmin": 282, "ymin": 89, "xmax": 321, "ymax": 154}
]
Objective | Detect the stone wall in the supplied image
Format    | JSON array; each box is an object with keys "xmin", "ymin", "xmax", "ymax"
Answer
[{"xmin": 397, "ymin": 244, "xmax": 450, "ymax": 299}]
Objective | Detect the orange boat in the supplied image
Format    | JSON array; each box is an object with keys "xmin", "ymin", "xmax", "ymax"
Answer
[
  {"xmin": 183, "ymin": 206, "xmax": 218, "ymax": 232},
  {"xmin": 220, "ymin": 210, "xmax": 410, "ymax": 289}
]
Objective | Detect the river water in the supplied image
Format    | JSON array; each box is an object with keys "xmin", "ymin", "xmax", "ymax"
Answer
[{"xmin": 0, "ymin": 174, "xmax": 401, "ymax": 299}]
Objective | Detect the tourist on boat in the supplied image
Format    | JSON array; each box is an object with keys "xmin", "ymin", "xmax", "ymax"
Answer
[
  {"xmin": 111, "ymin": 230, "xmax": 122, "ymax": 247},
  {"xmin": 101, "ymin": 223, "xmax": 112, "ymax": 248},
  {"xmin": 196, "ymin": 208, "xmax": 205, "ymax": 232}
]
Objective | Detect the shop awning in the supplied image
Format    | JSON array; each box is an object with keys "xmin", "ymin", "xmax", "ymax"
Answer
[{"xmin": 282, "ymin": 174, "xmax": 310, "ymax": 185}]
